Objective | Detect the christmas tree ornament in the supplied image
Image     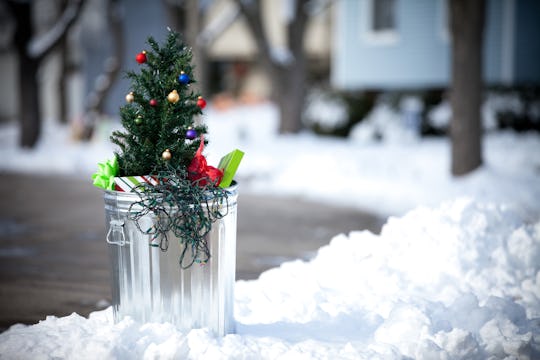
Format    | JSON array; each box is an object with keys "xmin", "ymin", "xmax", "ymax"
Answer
[
  {"xmin": 196, "ymin": 96, "xmax": 207, "ymax": 109},
  {"xmin": 167, "ymin": 90, "xmax": 180, "ymax": 104},
  {"xmin": 162, "ymin": 148, "xmax": 172, "ymax": 161},
  {"xmin": 185, "ymin": 128, "xmax": 198, "ymax": 140},
  {"xmin": 178, "ymin": 71, "xmax": 190, "ymax": 85},
  {"xmin": 134, "ymin": 115, "xmax": 143, "ymax": 125},
  {"xmin": 125, "ymin": 92, "xmax": 135, "ymax": 103},
  {"xmin": 136, "ymin": 50, "xmax": 147, "ymax": 64},
  {"xmin": 149, "ymin": 99, "xmax": 158, "ymax": 107}
]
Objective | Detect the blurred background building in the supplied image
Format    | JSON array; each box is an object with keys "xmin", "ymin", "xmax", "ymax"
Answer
[
  {"xmin": 0, "ymin": 0, "xmax": 539, "ymax": 139},
  {"xmin": 333, "ymin": 0, "xmax": 540, "ymax": 90},
  {"xmin": 0, "ymin": 0, "xmax": 332, "ymax": 123}
]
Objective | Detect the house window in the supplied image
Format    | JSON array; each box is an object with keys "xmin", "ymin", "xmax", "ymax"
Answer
[
  {"xmin": 362, "ymin": 0, "xmax": 399, "ymax": 45},
  {"xmin": 372, "ymin": 0, "xmax": 396, "ymax": 32}
]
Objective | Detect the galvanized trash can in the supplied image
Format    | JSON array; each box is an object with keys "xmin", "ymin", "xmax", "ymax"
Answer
[{"xmin": 103, "ymin": 183, "xmax": 238, "ymax": 336}]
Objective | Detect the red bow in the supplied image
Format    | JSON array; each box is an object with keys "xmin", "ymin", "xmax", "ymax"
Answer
[{"xmin": 188, "ymin": 136, "xmax": 223, "ymax": 187}]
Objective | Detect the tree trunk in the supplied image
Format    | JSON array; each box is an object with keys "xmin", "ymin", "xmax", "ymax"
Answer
[
  {"xmin": 449, "ymin": 0, "xmax": 485, "ymax": 176},
  {"xmin": 81, "ymin": 0, "xmax": 123, "ymax": 140},
  {"xmin": 274, "ymin": 72, "xmax": 305, "ymax": 134},
  {"xmin": 186, "ymin": 0, "xmax": 208, "ymax": 95},
  {"xmin": 235, "ymin": 0, "xmax": 309, "ymax": 134},
  {"xmin": 7, "ymin": 0, "xmax": 85, "ymax": 147},
  {"xmin": 56, "ymin": 0, "xmax": 70, "ymax": 124},
  {"xmin": 19, "ymin": 54, "xmax": 41, "ymax": 148},
  {"xmin": 273, "ymin": 58, "xmax": 306, "ymax": 134},
  {"xmin": 58, "ymin": 35, "xmax": 69, "ymax": 124},
  {"xmin": 10, "ymin": 0, "xmax": 41, "ymax": 148}
]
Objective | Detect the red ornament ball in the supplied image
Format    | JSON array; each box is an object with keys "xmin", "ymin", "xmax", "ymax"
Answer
[
  {"xmin": 135, "ymin": 51, "xmax": 147, "ymax": 64},
  {"xmin": 196, "ymin": 96, "xmax": 207, "ymax": 109},
  {"xmin": 149, "ymin": 99, "xmax": 158, "ymax": 107}
]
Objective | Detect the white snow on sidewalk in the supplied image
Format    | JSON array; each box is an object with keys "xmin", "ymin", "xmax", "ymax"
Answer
[
  {"xmin": 1, "ymin": 103, "xmax": 540, "ymax": 359},
  {"xmin": 0, "ymin": 198, "xmax": 539, "ymax": 359}
]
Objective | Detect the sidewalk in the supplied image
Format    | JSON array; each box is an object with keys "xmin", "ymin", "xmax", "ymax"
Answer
[{"xmin": 0, "ymin": 173, "xmax": 383, "ymax": 330}]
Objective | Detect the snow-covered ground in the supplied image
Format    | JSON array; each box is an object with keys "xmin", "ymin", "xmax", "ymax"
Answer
[
  {"xmin": 2, "ymin": 102, "xmax": 539, "ymax": 219},
  {"xmin": 1, "ymin": 103, "xmax": 539, "ymax": 359}
]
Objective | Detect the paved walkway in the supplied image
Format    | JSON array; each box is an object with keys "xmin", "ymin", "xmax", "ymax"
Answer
[{"xmin": 0, "ymin": 173, "xmax": 383, "ymax": 330}]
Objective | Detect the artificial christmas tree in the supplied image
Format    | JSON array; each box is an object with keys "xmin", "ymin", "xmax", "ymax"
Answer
[{"xmin": 93, "ymin": 31, "xmax": 243, "ymax": 335}]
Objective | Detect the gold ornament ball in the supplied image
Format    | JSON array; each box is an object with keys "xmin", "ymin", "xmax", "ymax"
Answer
[
  {"xmin": 162, "ymin": 148, "xmax": 172, "ymax": 161},
  {"xmin": 126, "ymin": 92, "xmax": 135, "ymax": 103},
  {"xmin": 167, "ymin": 90, "xmax": 180, "ymax": 104}
]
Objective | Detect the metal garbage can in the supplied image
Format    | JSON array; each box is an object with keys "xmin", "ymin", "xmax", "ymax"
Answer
[{"xmin": 103, "ymin": 183, "xmax": 238, "ymax": 336}]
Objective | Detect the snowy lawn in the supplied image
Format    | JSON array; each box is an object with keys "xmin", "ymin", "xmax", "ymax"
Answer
[{"xmin": 0, "ymin": 103, "xmax": 539, "ymax": 359}]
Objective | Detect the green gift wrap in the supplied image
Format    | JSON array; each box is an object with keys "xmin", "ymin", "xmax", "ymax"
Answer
[{"xmin": 218, "ymin": 149, "xmax": 244, "ymax": 188}]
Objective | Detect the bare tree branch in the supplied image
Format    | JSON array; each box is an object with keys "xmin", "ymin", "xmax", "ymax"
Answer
[
  {"xmin": 27, "ymin": 0, "xmax": 85, "ymax": 60},
  {"xmin": 197, "ymin": 2, "xmax": 240, "ymax": 47},
  {"xmin": 288, "ymin": 0, "xmax": 309, "ymax": 57},
  {"xmin": 6, "ymin": 0, "xmax": 86, "ymax": 147},
  {"xmin": 82, "ymin": 0, "xmax": 124, "ymax": 140},
  {"xmin": 305, "ymin": 0, "xmax": 334, "ymax": 16},
  {"xmin": 234, "ymin": 0, "xmax": 312, "ymax": 133},
  {"xmin": 0, "ymin": 1, "xmax": 16, "ymax": 51},
  {"xmin": 233, "ymin": 0, "xmax": 275, "ymax": 71}
]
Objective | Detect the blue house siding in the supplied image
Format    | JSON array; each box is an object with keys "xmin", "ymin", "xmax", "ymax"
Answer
[
  {"xmin": 397, "ymin": 0, "xmax": 450, "ymax": 86},
  {"xmin": 332, "ymin": 0, "xmax": 540, "ymax": 91},
  {"xmin": 483, "ymin": 0, "xmax": 504, "ymax": 83},
  {"xmin": 332, "ymin": 0, "xmax": 450, "ymax": 90}
]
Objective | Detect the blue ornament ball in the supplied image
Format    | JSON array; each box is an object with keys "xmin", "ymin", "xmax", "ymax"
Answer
[
  {"xmin": 186, "ymin": 128, "xmax": 198, "ymax": 140},
  {"xmin": 178, "ymin": 72, "xmax": 190, "ymax": 85}
]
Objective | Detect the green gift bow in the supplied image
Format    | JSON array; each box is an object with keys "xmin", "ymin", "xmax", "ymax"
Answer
[{"xmin": 92, "ymin": 157, "xmax": 118, "ymax": 190}]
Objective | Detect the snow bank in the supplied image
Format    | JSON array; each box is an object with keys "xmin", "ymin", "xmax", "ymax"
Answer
[{"xmin": 1, "ymin": 198, "xmax": 539, "ymax": 359}]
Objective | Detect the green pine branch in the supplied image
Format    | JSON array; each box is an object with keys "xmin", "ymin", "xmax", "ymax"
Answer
[{"xmin": 112, "ymin": 31, "xmax": 207, "ymax": 177}]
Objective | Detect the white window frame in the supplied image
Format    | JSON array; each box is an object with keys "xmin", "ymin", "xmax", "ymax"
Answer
[
  {"xmin": 360, "ymin": 0, "xmax": 399, "ymax": 46},
  {"xmin": 438, "ymin": 0, "xmax": 450, "ymax": 42}
]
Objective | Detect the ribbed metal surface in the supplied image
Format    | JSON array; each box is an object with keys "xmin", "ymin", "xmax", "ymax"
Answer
[{"xmin": 103, "ymin": 184, "xmax": 238, "ymax": 335}]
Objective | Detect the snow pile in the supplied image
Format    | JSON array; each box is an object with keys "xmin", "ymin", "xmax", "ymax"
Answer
[
  {"xmin": 1, "ymin": 198, "xmax": 539, "ymax": 359},
  {"xmin": 427, "ymin": 99, "xmax": 500, "ymax": 131},
  {"xmin": 349, "ymin": 102, "xmax": 405, "ymax": 143},
  {"xmin": 302, "ymin": 89, "xmax": 349, "ymax": 131},
  {"xmin": 236, "ymin": 198, "xmax": 540, "ymax": 358}
]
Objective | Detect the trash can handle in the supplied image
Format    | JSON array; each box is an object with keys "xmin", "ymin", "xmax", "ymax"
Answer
[{"xmin": 106, "ymin": 219, "xmax": 126, "ymax": 246}]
